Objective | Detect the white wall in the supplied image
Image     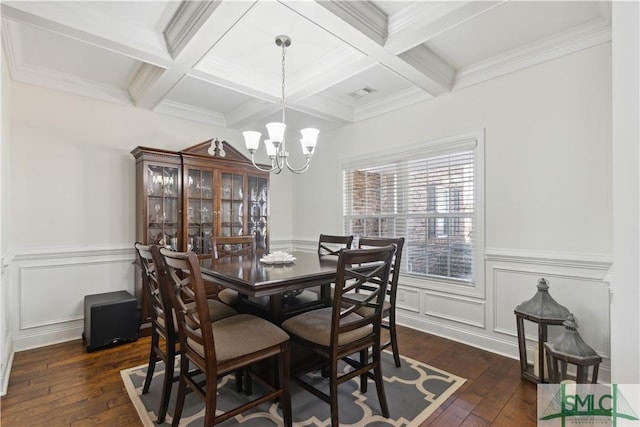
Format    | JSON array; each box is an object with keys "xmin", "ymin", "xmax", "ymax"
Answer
[
  {"xmin": 611, "ymin": 1, "xmax": 640, "ymax": 384},
  {"xmin": 292, "ymin": 43, "xmax": 614, "ymax": 380},
  {"xmin": 1, "ymin": 42, "xmax": 13, "ymax": 395}
]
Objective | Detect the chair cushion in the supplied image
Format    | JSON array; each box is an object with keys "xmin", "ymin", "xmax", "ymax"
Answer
[
  {"xmin": 183, "ymin": 299, "xmax": 238, "ymax": 322},
  {"xmin": 348, "ymin": 293, "xmax": 391, "ymax": 318},
  {"xmin": 281, "ymin": 307, "xmax": 372, "ymax": 347},
  {"xmin": 188, "ymin": 314, "xmax": 289, "ymax": 362},
  {"xmin": 217, "ymin": 288, "xmax": 239, "ymax": 306}
]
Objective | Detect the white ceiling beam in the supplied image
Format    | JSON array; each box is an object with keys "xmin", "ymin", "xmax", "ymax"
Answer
[
  {"xmin": 317, "ymin": 1, "xmax": 387, "ymax": 46},
  {"xmin": 384, "ymin": 1, "xmax": 507, "ymax": 54},
  {"xmin": 280, "ymin": 0, "xmax": 450, "ymax": 96}
]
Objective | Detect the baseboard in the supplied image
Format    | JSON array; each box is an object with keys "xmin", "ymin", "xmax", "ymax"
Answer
[
  {"xmin": 1, "ymin": 330, "xmax": 14, "ymax": 396},
  {"xmin": 12, "ymin": 324, "xmax": 85, "ymax": 353},
  {"xmin": 396, "ymin": 311, "xmax": 518, "ymax": 361}
]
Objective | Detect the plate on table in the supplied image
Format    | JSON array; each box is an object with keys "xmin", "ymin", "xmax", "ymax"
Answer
[{"xmin": 260, "ymin": 252, "xmax": 296, "ymax": 265}]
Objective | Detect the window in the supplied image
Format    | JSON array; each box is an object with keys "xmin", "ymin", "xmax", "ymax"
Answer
[{"xmin": 342, "ymin": 134, "xmax": 481, "ymax": 284}]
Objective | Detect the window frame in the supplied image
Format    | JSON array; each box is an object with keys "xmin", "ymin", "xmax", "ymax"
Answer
[{"xmin": 340, "ymin": 130, "xmax": 485, "ymax": 295}]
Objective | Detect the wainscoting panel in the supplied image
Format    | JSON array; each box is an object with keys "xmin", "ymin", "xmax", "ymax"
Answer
[
  {"xmin": 493, "ymin": 268, "xmax": 610, "ymax": 356},
  {"xmin": 8, "ymin": 246, "xmax": 136, "ymax": 351},
  {"xmin": 487, "ymin": 248, "xmax": 611, "ymax": 381},
  {"xmin": 396, "ymin": 286, "xmax": 420, "ymax": 313},
  {"xmin": 423, "ymin": 291, "xmax": 485, "ymax": 328},
  {"xmin": 19, "ymin": 260, "xmax": 134, "ymax": 330}
]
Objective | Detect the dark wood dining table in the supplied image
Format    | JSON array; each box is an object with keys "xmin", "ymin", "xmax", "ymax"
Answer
[{"xmin": 199, "ymin": 251, "xmax": 341, "ymax": 323}]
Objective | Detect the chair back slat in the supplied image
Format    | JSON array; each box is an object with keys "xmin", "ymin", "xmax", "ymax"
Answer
[
  {"xmin": 135, "ymin": 243, "xmax": 172, "ymax": 334},
  {"xmin": 212, "ymin": 235, "xmax": 255, "ymax": 258},
  {"xmin": 358, "ymin": 237, "xmax": 405, "ymax": 298},
  {"xmin": 331, "ymin": 245, "xmax": 395, "ymax": 341},
  {"xmin": 318, "ymin": 234, "xmax": 353, "ymax": 256},
  {"xmin": 157, "ymin": 247, "xmax": 216, "ymax": 368}
]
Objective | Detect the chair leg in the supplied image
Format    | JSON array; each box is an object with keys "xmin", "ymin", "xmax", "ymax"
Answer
[
  {"xmin": 203, "ymin": 371, "xmax": 218, "ymax": 426},
  {"xmin": 360, "ymin": 348, "xmax": 368, "ymax": 393},
  {"xmin": 243, "ymin": 367, "xmax": 253, "ymax": 395},
  {"xmin": 279, "ymin": 343, "xmax": 292, "ymax": 427},
  {"xmin": 171, "ymin": 355, "xmax": 189, "ymax": 427},
  {"xmin": 329, "ymin": 360, "xmax": 340, "ymax": 427},
  {"xmin": 142, "ymin": 330, "xmax": 159, "ymax": 394},
  {"xmin": 157, "ymin": 341, "xmax": 175, "ymax": 423},
  {"xmin": 388, "ymin": 315, "xmax": 401, "ymax": 368},
  {"xmin": 373, "ymin": 349, "xmax": 390, "ymax": 418}
]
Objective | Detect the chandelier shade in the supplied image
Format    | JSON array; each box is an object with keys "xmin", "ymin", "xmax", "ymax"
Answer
[{"xmin": 242, "ymin": 35, "xmax": 319, "ymax": 174}]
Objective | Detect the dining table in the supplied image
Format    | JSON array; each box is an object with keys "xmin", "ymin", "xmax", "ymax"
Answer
[{"xmin": 199, "ymin": 251, "xmax": 343, "ymax": 323}]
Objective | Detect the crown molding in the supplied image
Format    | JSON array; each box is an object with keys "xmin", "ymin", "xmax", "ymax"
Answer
[
  {"xmin": 354, "ymin": 86, "xmax": 433, "ymax": 122},
  {"xmin": 154, "ymin": 99, "xmax": 226, "ymax": 127},
  {"xmin": 454, "ymin": 18, "xmax": 611, "ymax": 91}
]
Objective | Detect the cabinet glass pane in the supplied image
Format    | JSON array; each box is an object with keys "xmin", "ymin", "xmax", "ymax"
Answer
[
  {"xmin": 221, "ymin": 174, "xmax": 232, "ymax": 200},
  {"xmin": 233, "ymin": 175, "xmax": 243, "ymax": 200},
  {"xmin": 147, "ymin": 166, "xmax": 163, "ymax": 196},
  {"xmin": 220, "ymin": 172, "xmax": 244, "ymax": 237},
  {"xmin": 146, "ymin": 165, "xmax": 179, "ymax": 246},
  {"xmin": 188, "ymin": 170, "xmax": 201, "ymax": 198},
  {"xmin": 202, "ymin": 171, "xmax": 213, "ymax": 199},
  {"xmin": 164, "ymin": 198, "xmax": 178, "ymax": 225},
  {"xmin": 188, "ymin": 199, "xmax": 202, "ymax": 225},
  {"xmin": 163, "ymin": 168, "xmax": 178, "ymax": 197},
  {"xmin": 248, "ymin": 176, "xmax": 268, "ymax": 250}
]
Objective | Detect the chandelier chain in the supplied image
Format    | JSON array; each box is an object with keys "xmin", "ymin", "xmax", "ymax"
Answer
[{"xmin": 280, "ymin": 40, "xmax": 286, "ymax": 124}]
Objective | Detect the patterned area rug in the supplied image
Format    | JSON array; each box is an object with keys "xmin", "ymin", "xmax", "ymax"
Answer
[{"xmin": 121, "ymin": 351, "xmax": 465, "ymax": 426}]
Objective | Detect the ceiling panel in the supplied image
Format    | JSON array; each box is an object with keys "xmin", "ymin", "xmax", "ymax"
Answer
[
  {"xmin": 19, "ymin": 24, "xmax": 141, "ymax": 88},
  {"xmin": 426, "ymin": 1, "xmax": 607, "ymax": 69},
  {"xmin": 166, "ymin": 75, "xmax": 256, "ymax": 112},
  {"xmin": 1, "ymin": 0, "xmax": 611, "ymax": 133}
]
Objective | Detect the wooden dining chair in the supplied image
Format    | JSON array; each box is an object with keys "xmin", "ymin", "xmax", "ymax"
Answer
[
  {"xmin": 157, "ymin": 246, "xmax": 292, "ymax": 427},
  {"xmin": 318, "ymin": 233, "xmax": 353, "ymax": 255},
  {"xmin": 134, "ymin": 242, "xmax": 175, "ymax": 423},
  {"xmin": 356, "ymin": 237, "xmax": 405, "ymax": 367},
  {"xmin": 213, "ymin": 235, "xmax": 255, "ymax": 308},
  {"xmin": 136, "ymin": 243, "xmax": 238, "ymax": 423},
  {"xmin": 281, "ymin": 245, "xmax": 396, "ymax": 427},
  {"xmin": 313, "ymin": 234, "xmax": 354, "ymax": 304}
]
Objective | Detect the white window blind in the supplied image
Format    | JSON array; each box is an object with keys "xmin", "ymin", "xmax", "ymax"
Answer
[{"xmin": 343, "ymin": 143, "xmax": 476, "ymax": 283}]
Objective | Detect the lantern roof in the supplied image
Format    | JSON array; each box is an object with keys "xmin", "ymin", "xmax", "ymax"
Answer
[{"xmin": 514, "ymin": 278, "xmax": 570, "ymax": 321}]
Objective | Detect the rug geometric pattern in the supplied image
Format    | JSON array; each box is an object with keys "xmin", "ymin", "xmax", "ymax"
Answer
[{"xmin": 121, "ymin": 351, "xmax": 465, "ymax": 426}]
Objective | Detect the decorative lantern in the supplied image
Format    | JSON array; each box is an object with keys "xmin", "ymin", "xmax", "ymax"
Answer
[
  {"xmin": 544, "ymin": 314, "xmax": 602, "ymax": 383},
  {"xmin": 514, "ymin": 278, "xmax": 570, "ymax": 383}
]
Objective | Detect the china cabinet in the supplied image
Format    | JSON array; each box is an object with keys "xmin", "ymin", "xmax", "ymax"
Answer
[{"xmin": 131, "ymin": 139, "xmax": 270, "ymax": 324}]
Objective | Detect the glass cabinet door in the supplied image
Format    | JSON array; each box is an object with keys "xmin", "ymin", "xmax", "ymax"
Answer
[
  {"xmin": 248, "ymin": 175, "xmax": 268, "ymax": 252},
  {"xmin": 186, "ymin": 169, "xmax": 214, "ymax": 256},
  {"xmin": 220, "ymin": 172, "xmax": 244, "ymax": 237},
  {"xmin": 146, "ymin": 165, "xmax": 179, "ymax": 249}
]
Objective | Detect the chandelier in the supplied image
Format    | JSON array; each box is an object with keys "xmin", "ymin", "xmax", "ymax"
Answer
[{"xmin": 243, "ymin": 35, "xmax": 319, "ymax": 174}]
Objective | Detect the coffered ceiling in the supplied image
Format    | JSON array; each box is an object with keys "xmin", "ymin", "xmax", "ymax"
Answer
[{"xmin": 1, "ymin": 1, "xmax": 611, "ymax": 139}]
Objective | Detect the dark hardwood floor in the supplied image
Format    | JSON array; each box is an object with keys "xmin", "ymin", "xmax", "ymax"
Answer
[{"xmin": 1, "ymin": 325, "xmax": 538, "ymax": 426}]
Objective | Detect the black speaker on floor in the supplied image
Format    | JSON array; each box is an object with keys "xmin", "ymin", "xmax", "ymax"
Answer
[{"xmin": 83, "ymin": 290, "xmax": 138, "ymax": 352}]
